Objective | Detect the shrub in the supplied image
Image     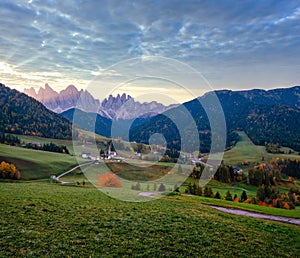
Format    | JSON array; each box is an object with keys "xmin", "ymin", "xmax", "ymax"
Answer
[
  {"xmin": 244, "ymin": 197, "xmax": 258, "ymax": 204},
  {"xmin": 97, "ymin": 172, "xmax": 122, "ymax": 188},
  {"xmin": 0, "ymin": 161, "xmax": 20, "ymax": 179}
]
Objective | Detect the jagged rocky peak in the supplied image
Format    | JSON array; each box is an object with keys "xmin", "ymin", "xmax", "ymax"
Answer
[
  {"xmin": 23, "ymin": 84, "xmax": 177, "ymax": 120},
  {"xmin": 60, "ymin": 84, "xmax": 79, "ymax": 96},
  {"xmin": 23, "ymin": 87, "xmax": 37, "ymax": 99},
  {"xmin": 102, "ymin": 93, "xmax": 132, "ymax": 106},
  {"xmin": 36, "ymin": 83, "xmax": 59, "ymax": 102},
  {"xmin": 23, "ymin": 83, "xmax": 100, "ymax": 114}
]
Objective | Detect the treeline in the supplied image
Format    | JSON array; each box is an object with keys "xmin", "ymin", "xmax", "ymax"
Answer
[
  {"xmin": 185, "ymin": 183, "xmax": 248, "ymax": 202},
  {"xmin": 0, "ymin": 132, "xmax": 70, "ymax": 155},
  {"xmin": 189, "ymin": 163, "xmax": 244, "ymax": 183},
  {"xmin": 214, "ymin": 165, "xmax": 243, "ymax": 183},
  {"xmin": 24, "ymin": 142, "xmax": 70, "ymax": 154},
  {"xmin": 248, "ymin": 158, "xmax": 300, "ymax": 185},
  {"xmin": 265, "ymin": 143, "xmax": 283, "ymax": 154},
  {"xmin": 248, "ymin": 168, "xmax": 275, "ymax": 187},
  {"xmin": 0, "ymin": 133, "xmax": 20, "ymax": 145},
  {"xmin": 131, "ymin": 182, "xmax": 170, "ymax": 192},
  {"xmin": 256, "ymin": 185, "xmax": 300, "ymax": 209},
  {"xmin": 281, "ymin": 160, "xmax": 300, "ymax": 179},
  {"xmin": 191, "ymin": 158, "xmax": 299, "ymax": 187}
]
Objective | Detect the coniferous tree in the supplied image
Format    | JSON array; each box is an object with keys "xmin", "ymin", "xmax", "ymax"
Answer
[
  {"xmin": 204, "ymin": 186, "xmax": 213, "ymax": 197},
  {"xmin": 195, "ymin": 185, "xmax": 202, "ymax": 196},
  {"xmin": 158, "ymin": 183, "xmax": 166, "ymax": 192},
  {"xmin": 214, "ymin": 191, "xmax": 221, "ymax": 199},
  {"xmin": 225, "ymin": 190, "xmax": 233, "ymax": 201},
  {"xmin": 240, "ymin": 190, "xmax": 248, "ymax": 202}
]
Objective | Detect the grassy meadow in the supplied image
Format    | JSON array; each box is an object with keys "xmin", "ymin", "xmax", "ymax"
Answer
[
  {"xmin": 223, "ymin": 131, "xmax": 300, "ymax": 166},
  {"xmin": 0, "ymin": 181, "xmax": 299, "ymax": 257},
  {"xmin": 0, "ymin": 144, "xmax": 86, "ymax": 180}
]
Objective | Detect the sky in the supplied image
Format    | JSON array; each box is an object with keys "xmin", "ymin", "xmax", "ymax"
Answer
[{"xmin": 0, "ymin": 0, "xmax": 300, "ymax": 103}]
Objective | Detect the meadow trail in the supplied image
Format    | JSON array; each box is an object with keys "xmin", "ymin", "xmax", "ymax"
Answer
[{"xmin": 208, "ymin": 205, "xmax": 300, "ymax": 226}]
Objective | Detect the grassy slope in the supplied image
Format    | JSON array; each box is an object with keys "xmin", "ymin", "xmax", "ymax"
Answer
[
  {"xmin": 14, "ymin": 134, "xmax": 75, "ymax": 153},
  {"xmin": 0, "ymin": 144, "xmax": 85, "ymax": 180},
  {"xmin": 13, "ymin": 131, "xmax": 109, "ymax": 155},
  {"xmin": 223, "ymin": 131, "xmax": 266, "ymax": 165},
  {"xmin": 0, "ymin": 182, "xmax": 299, "ymax": 257},
  {"xmin": 223, "ymin": 131, "xmax": 300, "ymax": 166}
]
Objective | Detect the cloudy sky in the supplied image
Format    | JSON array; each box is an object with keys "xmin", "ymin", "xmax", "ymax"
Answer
[{"xmin": 0, "ymin": 0, "xmax": 299, "ymax": 103}]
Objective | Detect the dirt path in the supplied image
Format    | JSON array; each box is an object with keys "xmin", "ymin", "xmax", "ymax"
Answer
[
  {"xmin": 208, "ymin": 205, "xmax": 300, "ymax": 226},
  {"xmin": 138, "ymin": 192, "xmax": 158, "ymax": 197}
]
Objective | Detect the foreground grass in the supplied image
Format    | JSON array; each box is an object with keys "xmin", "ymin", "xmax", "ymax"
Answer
[{"xmin": 0, "ymin": 182, "xmax": 299, "ymax": 257}]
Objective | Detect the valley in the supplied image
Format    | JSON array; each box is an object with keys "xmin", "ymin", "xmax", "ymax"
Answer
[
  {"xmin": 1, "ymin": 83, "xmax": 300, "ymax": 257},
  {"xmin": 2, "ymin": 1, "xmax": 300, "ymax": 256}
]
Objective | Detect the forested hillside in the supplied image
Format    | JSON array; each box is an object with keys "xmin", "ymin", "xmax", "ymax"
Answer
[{"xmin": 0, "ymin": 83, "xmax": 72, "ymax": 139}]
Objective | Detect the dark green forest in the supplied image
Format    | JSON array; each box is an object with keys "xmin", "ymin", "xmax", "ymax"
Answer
[
  {"xmin": 0, "ymin": 83, "xmax": 72, "ymax": 139},
  {"xmin": 130, "ymin": 87, "xmax": 300, "ymax": 152}
]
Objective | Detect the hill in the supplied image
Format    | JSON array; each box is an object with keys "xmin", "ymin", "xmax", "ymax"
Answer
[
  {"xmin": 130, "ymin": 86, "xmax": 300, "ymax": 152},
  {"xmin": 61, "ymin": 108, "xmax": 112, "ymax": 138},
  {"xmin": 0, "ymin": 83, "xmax": 72, "ymax": 139},
  {"xmin": 61, "ymin": 108, "xmax": 151, "ymax": 139},
  {"xmin": 237, "ymin": 86, "xmax": 300, "ymax": 109},
  {"xmin": 0, "ymin": 143, "xmax": 83, "ymax": 180}
]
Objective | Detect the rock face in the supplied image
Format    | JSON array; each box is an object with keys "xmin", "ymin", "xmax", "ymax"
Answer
[
  {"xmin": 24, "ymin": 84, "xmax": 102, "ymax": 114},
  {"xmin": 101, "ymin": 93, "xmax": 178, "ymax": 120},
  {"xmin": 24, "ymin": 84, "xmax": 177, "ymax": 120}
]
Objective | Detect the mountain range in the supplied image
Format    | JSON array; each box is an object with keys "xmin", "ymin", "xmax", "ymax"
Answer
[
  {"xmin": 24, "ymin": 84, "xmax": 177, "ymax": 120},
  {"xmin": 3, "ymin": 82, "xmax": 300, "ymax": 152},
  {"xmin": 130, "ymin": 86, "xmax": 300, "ymax": 152}
]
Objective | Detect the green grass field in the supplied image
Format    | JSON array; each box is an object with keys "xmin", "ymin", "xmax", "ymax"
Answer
[
  {"xmin": 0, "ymin": 144, "xmax": 86, "ymax": 180},
  {"xmin": 0, "ymin": 181, "xmax": 299, "ymax": 257},
  {"xmin": 13, "ymin": 134, "xmax": 74, "ymax": 150},
  {"xmin": 223, "ymin": 131, "xmax": 300, "ymax": 166},
  {"xmin": 13, "ymin": 131, "xmax": 109, "ymax": 156}
]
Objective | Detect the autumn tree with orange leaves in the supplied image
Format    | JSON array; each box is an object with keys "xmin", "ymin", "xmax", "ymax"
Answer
[{"xmin": 97, "ymin": 172, "xmax": 122, "ymax": 188}]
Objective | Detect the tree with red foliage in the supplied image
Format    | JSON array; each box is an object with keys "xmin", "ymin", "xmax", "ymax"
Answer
[{"xmin": 97, "ymin": 172, "xmax": 122, "ymax": 188}]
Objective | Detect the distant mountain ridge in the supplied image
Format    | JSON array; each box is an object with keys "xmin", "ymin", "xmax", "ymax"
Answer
[
  {"xmin": 19, "ymin": 83, "xmax": 300, "ymax": 152},
  {"xmin": 233, "ymin": 86, "xmax": 300, "ymax": 110},
  {"xmin": 130, "ymin": 86, "xmax": 300, "ymax": 152},
  {"xmin": 24, "ymin": 84, "xmax": 178, "ymax": 120},
  {"xmin": 24, "ymin": 84, "xmax": 108, "ymax": 116}
]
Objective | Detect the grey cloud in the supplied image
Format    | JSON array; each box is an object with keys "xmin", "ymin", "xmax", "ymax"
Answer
[{"xmin": 0, "ymin": 0, "xmax": 299, "ymax": 92}]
